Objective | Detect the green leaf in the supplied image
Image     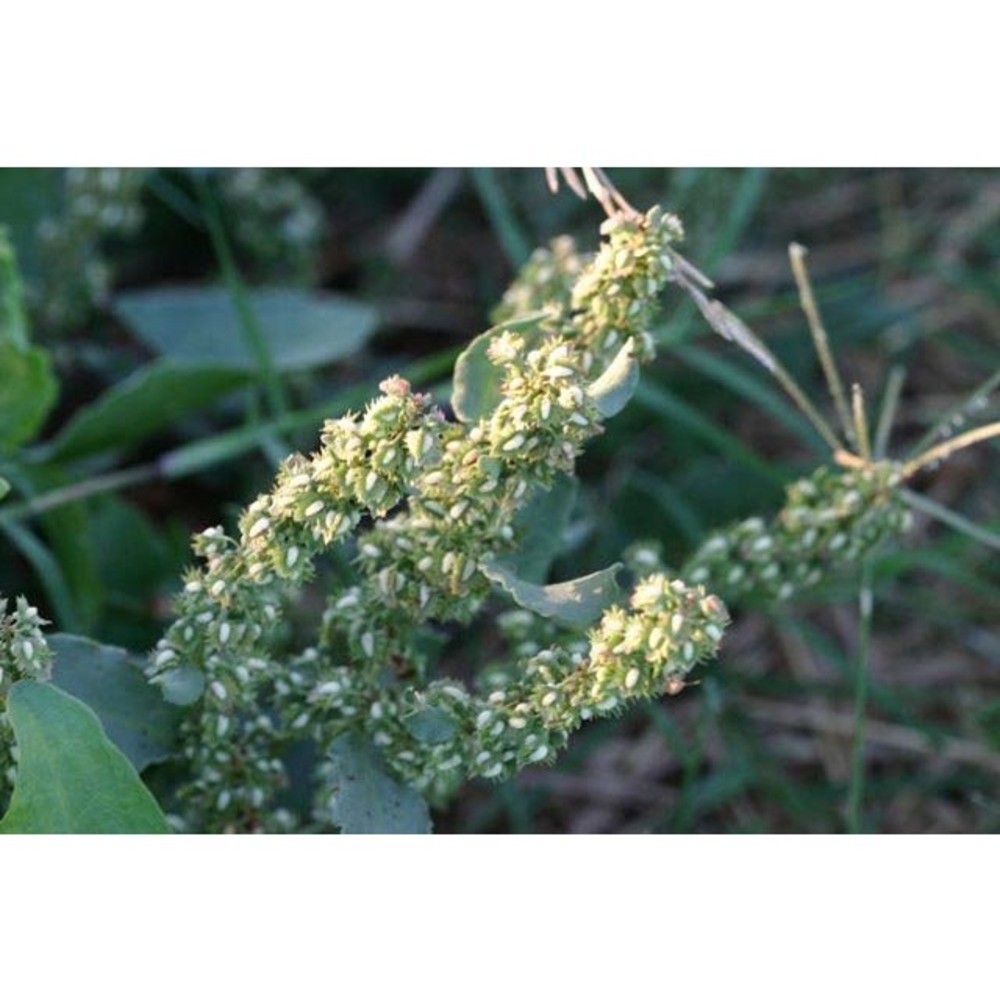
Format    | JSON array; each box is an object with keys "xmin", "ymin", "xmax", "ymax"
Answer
[
  {"xmin": 158, "ymin": 665, "xmax": 206, "ymax": 707},
  {"xmin": 0, "ymin": 169, "xmax": 63, "ymax": 282},
  {"xmin": 49, "ymin": 634, "xmax": 182, "ymax": 771},
  {"xmin": 39, "ymin": 360, "xmax": 253, "ymax": 462},
  {"xmin": 40, "ymin": 497, "xmax": 103, "ymax": 633},
  {"xmin": 324, "ymin": 732, "xmax": 432, "ymax": 834},
  {"xmin": 0, "ymin": 342, "xmax": 58, "ymax": 452},
  {"xmin": 15, "ymin": 463, "xmax": 104, "ymax": 632},
  {"xmin": 451, "ymin": 311, "xmax": 548, "ymax": 423},
  {"xmin": 403, "ymin": 707, "xmax": 459, "ymax": 745},
  {"xmin": 0, "ymin": 229, "xmax": 58, "ymax": 454},
  {"xmin": 114, "ymin": 285, "xmax": 379, "ymax": 373},
  {"xmin": 670, "ymin": 341, "xmax": 822, "ymax": 450},
  {"xmin": 634, "ymin": 380, "xmax": 786, "ymax": 486},
  {"xmin": 0, "ymin": 477, "xmax": 9, "ymax": 501},
  {"xmin": 0, "ymin": 227, "xmax": 30, "ymax": 349},
  {"xmin": 587, "ymin": 338, "xmax": 639, "ymax": 418},
  {"xmin": 0, "ymin": 680, "xmax": 170, "ymax": 834},
  {"xmin": 0, "ymin": 520, "xmax": 80, "ymax": 631},
  {"xmin": 505, "ymin": 472, "xmax": 578, "ymax": 583},
  {"xmin": 88, "ymin": 497, "xmax": 185, "ymax": 649},
  {"xmin": 482, "ymin": 558, "xmax": 623, "ymax": 626}
]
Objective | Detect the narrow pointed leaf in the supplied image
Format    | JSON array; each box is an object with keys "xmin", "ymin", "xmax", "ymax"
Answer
[{"xmin": 40, "ymin": 360, "xmax": 252, "ymax": 462}]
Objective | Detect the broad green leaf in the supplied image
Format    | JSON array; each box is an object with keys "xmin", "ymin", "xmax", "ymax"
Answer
[
  {"xmin": 505, "ymin": 472, "xmax": 578, "ymax": 583},
  {"xmin": 0, "ymin": 227, "xmax": 29, "ymax": 349},
  {"xmin": 482, "ymin": 558, "xmax": 623, "ymax": 626},
  {"xmin": 587, "ymin": 337, "xmax": 639, "ymax": 418},
  {"xmin": 0, "ymin": 680, "xmax": 170, "ymax": 834},
  {"xmin": 0, "ymin": 477, "xmax": 9, "ymax": 501},
  {"xmin": 451, "ymin": 311, "xmax": 548, "ymax": 423},
  {"xmin": 88, "ymin": 497, "xmax": 186, "ymax": 650},
  {"xmin": 114, "ymin": 285, "xmax": 378, "ymax": 373},
  {"xmin": 49, "ymin": 634, "xmax": 182, "ymax": 771},
  {"xmin": 41, "ymin": 498, "xmax": 103, "ymax": 632},
  {"xmin": 17, "ymin": 463, "xmax": 104, "ymax": 632},
  {"xmin": 0, "ymin": 342, "xmax": 58, "ymax": 452},
  {"xmin": 324, "ymin": 733, "xmax": 432, "ymax": 834},
  {"xmin": 40, "ymin": 360, "xmax": 252, "ymax": 462}
]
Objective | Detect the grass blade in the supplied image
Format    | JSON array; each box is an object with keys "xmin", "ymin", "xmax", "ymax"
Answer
[
  {"xmin": 469, "ymin": 168, "xmax": 532, "ymax": 268},
  {"xmin": 902, "ymin": 488, "xmax": 1000, "ymax": 554},
  {"xmin": 847, "ymin": 558, "xmax": 875, "ymax": 833},
  {"xmin": 634, "ymin": 380, "xmax": 788, "ymax": 486}
]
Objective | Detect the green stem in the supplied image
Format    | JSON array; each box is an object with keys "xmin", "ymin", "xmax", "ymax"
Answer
[
  {"xmin": 846, "ymin": 558, "xmax": 875, "ymax": 833},
  {"xmin": 469, "ymin": 168, "xmax": 532, "ymax": 268},
  {"xmin": 902, "ymin": 420, "xmax": 1000, "ymax": 479},
  {"xmin": 0, "ymin": 350, "xmax": 457, "ymax": 525},
  {"xmin": 0, "ymin": 228, "xmax": 30, "ymax": 349},
  {"xmin": 873, "ymin": 365, "xmax": 906, "ymax": 459},
  {"xmin": 851, "ymin": 383, "xmax": 872, "ymax": 461},
  {"xmin": 0, "ymin": 464, "xmax": 157, "ymax": 523},
  {"xmin": 789, "ymin": 242, "xmax": 854, "ymax": 447},
  {"xmin": 195, "ymin": 175, "xmax": 290, "ymax": 424}
]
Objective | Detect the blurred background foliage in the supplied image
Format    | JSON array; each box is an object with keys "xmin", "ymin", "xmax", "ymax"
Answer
[{"xmin": 0, "ymin": 166, "xmax": 997, "ymax": 832}]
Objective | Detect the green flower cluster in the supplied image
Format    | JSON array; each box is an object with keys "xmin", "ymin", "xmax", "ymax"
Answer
[
  {"xmin": 570, "ymin": 206, "xmax": 683, "ymax": 371},
  {"xmin": 680, "ymin": 462, "xmax": 913, "ymax": 603},
  {"xmin": 492, "ymin": 235, "xmax": 585, "ymax": 326},
  {"xmin": 0, "ymin": 595, "xmax": 53, "ymax": 801},
  {"xmin": 36, "ymin": 168, "xmax": 148, "ymax": 327},
  {"xmin": 147, "ymin": 204, "xmax": 700, "ymax": 830},
  {"xmin": 218, "ymin": 168, "xmax": 326, "ymax": 282},
  {"xmin": 304, "ymin": 573, "xmax": 728, "ymax": 807},
  {"xmin": 494, "ymin": 206, "xmax": 684, "ymax": 374}
]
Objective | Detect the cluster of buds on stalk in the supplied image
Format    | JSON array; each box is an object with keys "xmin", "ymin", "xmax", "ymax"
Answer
[
  {"xmin": 0, "ymin": 595, "xmax": 53, "ymax": 804},
  {"xmin": 35, "ymin": 168, "xmax": 148, "ymax": 327},
  {"xmin": 681, "ymin": 462, "xmax": 913, "ymax": 603},
  {"xmin": 146, "ymin": 205, "xmax": 704, "ymax": 830}
]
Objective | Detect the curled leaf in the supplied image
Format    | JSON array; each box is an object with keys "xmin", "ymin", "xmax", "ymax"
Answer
[
  {"xmin": 587, "ymin": 338, "xmax": 640, "ymax": 417},
  {"xmin": 482, "ymin": 558, "xmax": 623, "ymax": 626}
]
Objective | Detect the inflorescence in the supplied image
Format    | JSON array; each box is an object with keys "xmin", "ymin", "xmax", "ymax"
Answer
[
  {"xmin": 144, "ymin": 206, "xmax": 724, "ymax": 830},
  {"xmin": 0, "ymin": 203, "xmax": 923, "ymax": 833},
  {"xmin": 0, "ymin": 595, "xmax": 53, "ymax": 805}
]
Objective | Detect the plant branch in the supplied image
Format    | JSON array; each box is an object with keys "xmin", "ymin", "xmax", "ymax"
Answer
[
  {"xmin": 902, "ymin": 420, "xmax": 1000, "ymax": 479},
  {"xmin": 789, "ymin": 243, "xmax": 855, "ymax": 446}
]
